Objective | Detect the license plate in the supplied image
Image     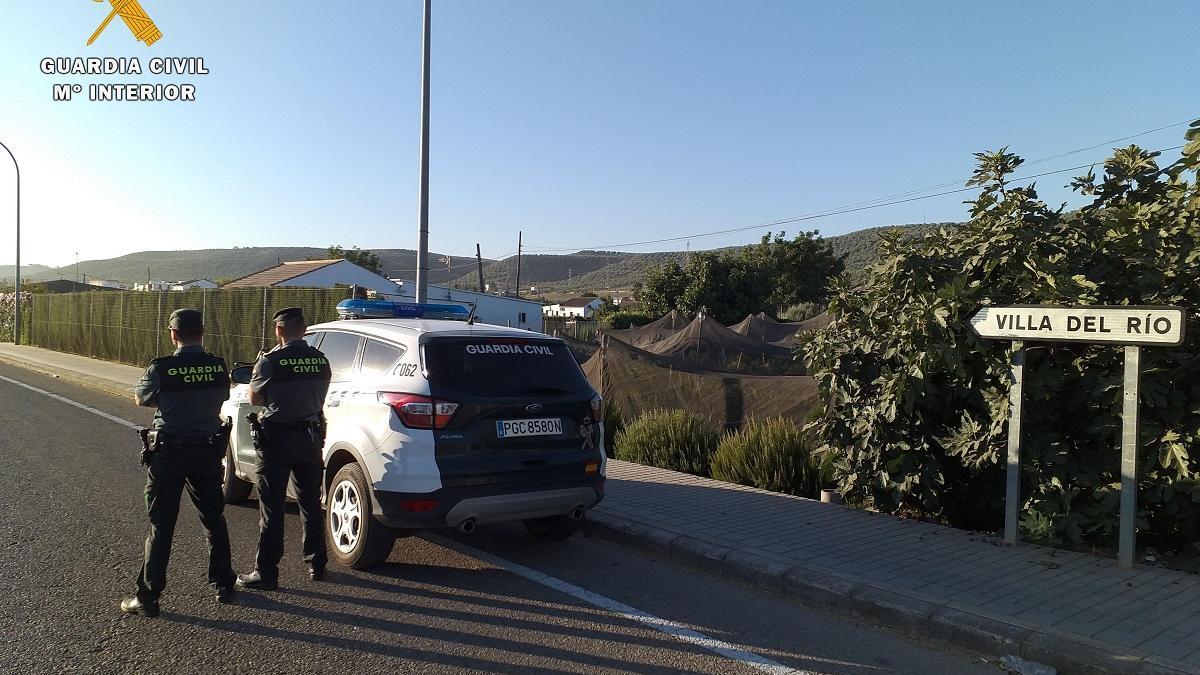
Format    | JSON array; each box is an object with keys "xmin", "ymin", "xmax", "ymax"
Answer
[{"xmin": 496, "ymin": 418, "xmax": 563, "ymax": 438}]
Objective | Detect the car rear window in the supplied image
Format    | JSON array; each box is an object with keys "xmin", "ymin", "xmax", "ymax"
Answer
[{"xmin": 424, "ymin": 337, "xmax": 591, "ymax": 398}]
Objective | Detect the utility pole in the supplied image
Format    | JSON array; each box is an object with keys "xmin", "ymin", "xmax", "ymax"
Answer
[
  {"xmin": 75, "ymin": 251, "xmax": 80, "ymax": 285},
  {"xmin": 0, "ymin": 140, "xmax": 18, "ymax": 343},
  {"xmin": 414, "ymin": 0, "xmax": 432, "ymax": 303},
  {"xmin": 475, "ymin": 243, "xmax": 485, "ymax": 293},
  {"xmin": 514, "ymin": 231, "xmax": 522, "ymax": 298}
]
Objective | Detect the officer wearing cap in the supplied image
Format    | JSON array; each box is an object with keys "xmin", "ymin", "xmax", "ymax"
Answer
[
  {"xmin": 237, "ymin": 307, "xmax": 332, "ymax": 590},
  {"xmin": 121, "ymin": 309, "xmax": 236, "ymax": 617}
]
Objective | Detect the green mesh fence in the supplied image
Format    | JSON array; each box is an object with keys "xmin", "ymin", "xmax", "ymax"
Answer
[
  {"xmin": 0, "ymin": 293, "xmax": 32, "ymax": 344},
  {"xmin": 28, "ymin": 288, "xmax": 351, "ymax": 367}
]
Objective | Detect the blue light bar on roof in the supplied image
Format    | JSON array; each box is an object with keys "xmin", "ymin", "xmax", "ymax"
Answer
[{"xmin": 336, "ymin": 299, "xmax": 471, "ymax": 321}]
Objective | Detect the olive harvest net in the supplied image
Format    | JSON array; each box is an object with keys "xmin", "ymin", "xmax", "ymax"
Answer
[{"xmin": 583, "ymin": 335, "xmax": 818, "ymax": 430}]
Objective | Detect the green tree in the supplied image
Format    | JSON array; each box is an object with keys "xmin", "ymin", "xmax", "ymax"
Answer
[
  {"xmin": 676, "ymin": 251, "xmax": 774, "ymax": 323},
  {"xmin": 318, "ymin": 245, "xmax": 382, "ymax": 275},
  {"xmin": 640, "ymin": 260, "xmax": 688, "ymax": 317},
  {"xmin": 742, "ymin": 230, "xmax": 845, "ymax": 306},
  {"xmin": 805, "ymin": 127, "xmax": 1200, "ymax": 549}
]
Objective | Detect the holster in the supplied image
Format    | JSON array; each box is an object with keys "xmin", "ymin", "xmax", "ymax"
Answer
[
  {"xmin": 314, "ymin": 413, "xmax": 328, "ymax": 446},
  {"xmin": 136, "ymin": 427, "xmax": 153, "ymax": 466},
  {"xmin": 212, "ymin": 418, "xmax": 233, "ymax": 459},
  {"xmin": 247, "ymin": 412, "xmax": 268, "ymax": 450}
]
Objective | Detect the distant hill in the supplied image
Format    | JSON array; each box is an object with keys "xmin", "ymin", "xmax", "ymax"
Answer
[
  {"xmin": 447, "ymin": 222, "xmax": 954, "ymax": 294},
  {"xmin": 827, "ymin": 222, "xmax": 952, "ymax": 274},
  {"xmin": 22, "ymin": 248, "xmax": 487, "ymax": 286},
  {"xmin": 0, "ymin": 264, "xmax": 51, "ymax": 283},
  {"xmin": 7, "ymin": 222, "xmax": 954, "ymax": 293}
]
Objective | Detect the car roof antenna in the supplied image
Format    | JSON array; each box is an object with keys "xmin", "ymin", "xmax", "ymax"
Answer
[{"xmin": 466, "ymin": 302, "xmax": 478, "ymax": 325}]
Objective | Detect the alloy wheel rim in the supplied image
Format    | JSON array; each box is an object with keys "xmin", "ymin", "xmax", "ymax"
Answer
[{"xmin": 329, "ymin": 479, "xmax": 362, "ymax": 554}]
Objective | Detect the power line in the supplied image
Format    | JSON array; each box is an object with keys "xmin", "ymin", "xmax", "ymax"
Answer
[
  {"xmin": 830, "ymin": 118, "xmax": 1194, "ymax": 212},
  {"xmin": 526, "ymin": 141, "xmax": 1188, "ymax": 253}
]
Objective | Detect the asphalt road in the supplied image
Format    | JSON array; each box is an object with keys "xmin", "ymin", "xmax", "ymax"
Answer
[{"xmin": 0, "ymin": 363, "xmax": 999, "ymax": 674}]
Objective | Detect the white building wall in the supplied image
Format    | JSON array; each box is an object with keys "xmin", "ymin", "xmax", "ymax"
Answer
[
  {"xmin": 394, "ymin": 281, "xmax": 544, "ymax": 332},
  {"xmin": 280, "ymin": 261, "xmax": 401, "ymax": 295}
]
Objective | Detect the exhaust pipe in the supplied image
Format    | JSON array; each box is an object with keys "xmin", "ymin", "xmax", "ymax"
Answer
[
  {"xmin": 457, "ymin": 518, "xmax": 476, "ymax": 534},
  {"xmin": 569, "ymin": 507, "xmax": 585, "ymax": 521}
]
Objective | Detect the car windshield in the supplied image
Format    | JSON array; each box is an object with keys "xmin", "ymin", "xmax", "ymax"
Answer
[{"xmin": 424, "ymin": 337, "xmax": 591, "ymax": 398}]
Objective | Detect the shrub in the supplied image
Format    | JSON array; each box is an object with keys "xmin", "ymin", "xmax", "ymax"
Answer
[
  {"xmin": 712, "ymin": 418, "xmax": 827, "ymax": 498},
  {"xmin": 607, "ymin": 311, "xmax": 653, "ymax": 329},
  {"xmin": 615, "ymin": 409, "xmax": 720, "ymax": 476},
  {"xmin": 602, "ymin": 401, "xmax": 625, "ymax": 459},
  {"xmin": 805, "ymin": 130, "xmax": 1200, "ymax": 548}
]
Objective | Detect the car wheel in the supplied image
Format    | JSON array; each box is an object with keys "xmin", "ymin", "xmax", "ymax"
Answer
[
  {"xmin": 523, "ymin": 514, "xmax": 580, "ymax": 541},
  {"xmin": 327, "ymin": 463, "xmax": 395, "ymax": 569},
  {"xmin": 222, "ymin": 442, "xmax": 253, "ymax": 504}
]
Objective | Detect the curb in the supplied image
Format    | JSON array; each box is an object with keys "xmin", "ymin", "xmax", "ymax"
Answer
[
  {"xmin": 587, "ymin": 510, "xmax": 1195, "ymax": 675},
  {"xmin": 0, "ymin": 352, "xmax": 135, "ymax": 399}
]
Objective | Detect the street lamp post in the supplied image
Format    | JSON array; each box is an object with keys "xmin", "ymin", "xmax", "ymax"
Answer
[
  {"xmin": 414, "ymin": 0, "xmax": 431, "ymax": 303},
  {"xmin": 0, "ymin": 140, "xmax": 18, "ymax": 344}
]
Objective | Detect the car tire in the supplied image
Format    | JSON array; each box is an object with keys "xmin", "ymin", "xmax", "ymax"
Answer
[
  {"xmin": 523, "ymin": 515, "xmax": 580, "ymax": 541},
  {"xmin": 326, "ymin": 463, "xmax": 395, "ymax": 569},
  {"xmin": 222, "ymin": 442, "xmax": 253, "ymax": 504}
]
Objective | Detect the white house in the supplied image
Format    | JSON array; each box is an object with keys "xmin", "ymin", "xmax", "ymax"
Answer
[
  {"xmin": 392, "ymin": 281, "xmax": 544, "ymax": 333},
  {"xmin": 171, "ymin": 279, "xmax": 218, "ymax": 291},
  {"xmin": 133, "ymin": 281, "xmax": 173, "ymax": 292},
  {"xmin": 543, "ymin": 297, "xmax": 603, "ymax": 318},
  {"xmin": 222, "ymin": 259, "xmax": 401, "ymax": 295}
]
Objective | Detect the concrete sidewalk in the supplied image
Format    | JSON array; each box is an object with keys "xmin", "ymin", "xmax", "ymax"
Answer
[{"xmin": 2, "ymin": 343, "xmax": 1198, "ymax": 673}]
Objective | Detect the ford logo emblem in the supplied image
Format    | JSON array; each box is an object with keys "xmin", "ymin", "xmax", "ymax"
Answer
[{"xmin": 526, "ymin": 403, "xmax": 544, "ymax": 413}]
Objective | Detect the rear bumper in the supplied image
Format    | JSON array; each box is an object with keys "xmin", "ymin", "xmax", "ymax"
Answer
[{"xmin": 373, "ymin": 477, "xmax": 605, "ymax": 530}]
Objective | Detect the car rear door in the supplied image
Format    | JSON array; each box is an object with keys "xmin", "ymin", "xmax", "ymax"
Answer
[{"xmin": 421, "ymin": 335, "xmax": 601, "ymax": 488}]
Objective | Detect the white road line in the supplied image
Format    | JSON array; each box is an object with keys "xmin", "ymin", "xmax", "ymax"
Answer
[
  {"xmin": 1, "ymin": 373, "xmax": 808, "ymax": 674},
  {"xmin": 0, "ymin": 374, "xmax": 141, "ymax": 430},
  {"xmin": 428, "ymin": 534, "xmax": 814, "ymax": 675}
]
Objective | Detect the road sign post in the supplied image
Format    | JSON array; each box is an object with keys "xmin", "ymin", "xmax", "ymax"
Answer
[
  {"xmin": 969, "ymin": 305, "xmax": 1186, "ymax": 568},
  {"xmin": 1003, "ymin": 342, "xmax": 1024, "ymax": 546}
]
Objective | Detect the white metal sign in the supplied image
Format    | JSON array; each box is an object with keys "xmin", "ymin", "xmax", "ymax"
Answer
[
  {"xmin": 971, "ymin": 303, "xmax": 1190, "ymax": 569},
  {"xmin": 969, "ymin": 305, "xmax": 1185, "ymax": 346}
]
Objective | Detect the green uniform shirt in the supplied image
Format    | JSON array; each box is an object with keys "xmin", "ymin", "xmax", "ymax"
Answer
[
  {"xmin": 134, "ymin": 345, "xmax": 230, "ymax": 435},
  {"xmin": 250, "ymin": 339, "xmax": 332, "ymax": 423}
]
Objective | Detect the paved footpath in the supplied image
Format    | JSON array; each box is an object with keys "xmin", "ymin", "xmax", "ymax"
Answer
[{"xmin": 2, "ymin": 342, "xmax": 1198, "ymax": 674}]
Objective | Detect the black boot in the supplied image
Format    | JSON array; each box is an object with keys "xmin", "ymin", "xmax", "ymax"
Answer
[
  {"xmin": 215, "ymin": 584, "xmax": 238, "ymax": 604},
  {"xmin": 120, "ymin": 596, "xmax": 159, "ymax": 617},
  {"xmin": 308, "ymin": 565, "xmax": 326, "ymax": 581},
  {"xmin": 236, "ymin": 570, "xmax": 278, "ymax": 591}
]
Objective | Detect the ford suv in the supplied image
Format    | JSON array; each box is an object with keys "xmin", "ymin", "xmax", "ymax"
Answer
[{"xmin": 220, "ymin": 307, "xmax": 606, "ymax": 569}]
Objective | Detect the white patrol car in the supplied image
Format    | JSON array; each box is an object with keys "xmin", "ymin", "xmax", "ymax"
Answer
[{"xmin": 220, "ymin": 302, "xmax": 606, "ymax": 569}]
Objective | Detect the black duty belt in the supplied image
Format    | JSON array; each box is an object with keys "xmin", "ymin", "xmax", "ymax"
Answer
[
  {"xmin": 153, "ymin": 431, "xmax": 222, "ymax": 448},
  {"xmin": 263, "ymin": 419, "xmax": 320, "ymax": 430}
]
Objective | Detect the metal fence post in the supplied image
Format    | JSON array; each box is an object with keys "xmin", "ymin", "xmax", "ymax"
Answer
[
  {"xmin": 116, "ymin": 292, "xmax": 124, "ymax": 363},
  {"xmin": 201, "ymin": 288, "xmax": 208, "ymax": 350},
  {"xmin": 1003, "ymin": 341, "xmax": 1025, "ymax": 546},
  {"xmin": 261, "ymin": 287, "xmax": 269, "ymax": 352},
  {"xmin": 1119, "ymin": 345, "xmax": 1141, "ymax": 569},
  {"xmin": 156, "ymin": 289, "xmax": 163, "ymax": 355}
]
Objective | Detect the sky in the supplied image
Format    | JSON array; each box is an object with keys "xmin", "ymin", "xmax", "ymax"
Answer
[{"xmin": 0, "ymin": 1, "xmax": 1196, "ymax": 273}]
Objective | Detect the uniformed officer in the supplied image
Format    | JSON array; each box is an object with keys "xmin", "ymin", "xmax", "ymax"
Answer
[
  {"xmin": 121, "ymin": 308, "xmax": 236, "ymax": 617},
  {"xmin": 237, "ymin": 307, "xmax": 332, "ymax": 590}
]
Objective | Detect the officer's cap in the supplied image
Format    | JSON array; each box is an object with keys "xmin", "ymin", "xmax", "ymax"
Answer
[
  {"xmin": 168, "ymin": 308, "xmax": 203, "ymax": 332},
  {"xmin": 272, "ymin": 307, "xmax": 305, "ymax": 324}
]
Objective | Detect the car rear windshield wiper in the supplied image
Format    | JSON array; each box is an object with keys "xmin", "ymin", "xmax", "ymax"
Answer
[{"xmin": 524, "ymin": 386, "xmax": 572, "ymax": 395}]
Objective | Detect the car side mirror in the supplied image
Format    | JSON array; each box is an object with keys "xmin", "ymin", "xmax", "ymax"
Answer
[{"xmin": 231, "ymin": 365, "xmax": 254, "ymax": 385}]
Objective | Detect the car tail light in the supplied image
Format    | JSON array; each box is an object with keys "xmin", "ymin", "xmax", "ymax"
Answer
[
  {"xmin": 398, "ymin": 499, "xmax": 439, "ymax": 513},
  {"xmin": 378, "ymin": 392, "xmax": 459, "ymax": 429},
  {"xmin": 590, "ymin": 396, "xmax": 603, "ymax": 422}
]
